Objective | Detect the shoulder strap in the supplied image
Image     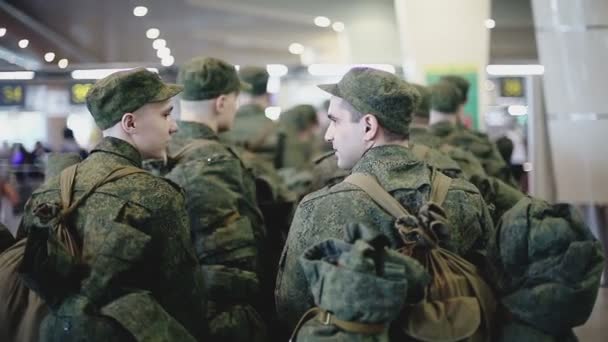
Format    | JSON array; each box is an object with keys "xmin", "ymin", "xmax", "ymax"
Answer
[
  {"xmin": 60, "ymin": 165, "xmax": 146, "ymax": 217},
  {"xmin": 430, "ymin": 169, "xmax": 452, "ymax": 206},
  {"xmin": 344, "ymin": 173, "xmax": 411, "ymax": 219},
  {"xmin": 171, "ymin": 139, "xmax": 215, "ymax": 162}
]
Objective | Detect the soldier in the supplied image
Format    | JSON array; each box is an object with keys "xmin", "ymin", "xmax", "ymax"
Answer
[
  {"xmin": 275, "ymin": 67, "xmax": 494, "ymax": 332},
  {"xmin": 278, "ymin": 104, "xmax": 319, "ymax": 171},
  {"xmin": 18, "ymin": 68, "xmax": 207, "ymax": 341},
  {"xmin": 428, "ymin": 81, "xmax": 516, "ymax": 186},
  {"xmin": 166, "ymin": 57, "xmax": 267, "ymax": 341},
  {"xmin": 220, "ymin": 66, "xmax": 283, "ymax": 167},
  {"xmin": 409, "ymin": 83, "xmax": 487, "ymax": 180}
]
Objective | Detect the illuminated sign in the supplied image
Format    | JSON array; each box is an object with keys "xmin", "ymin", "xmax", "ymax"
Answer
[
  {"xmin": 500, "ymin": 77, "xmax": 525, "ymax": 98},
  {"xmin": 0, "ymin": 84, "xmax": 25, "ymax": 106},
  {"xmin": 70, "ymin": 82, "xmax": 94, "ymax": 104}
]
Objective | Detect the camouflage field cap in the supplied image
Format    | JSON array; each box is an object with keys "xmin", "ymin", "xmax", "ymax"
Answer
[
  {"xmin": 239, "ymin": 66, "xmax": 269, "ymax": 96},
  {"xmin": 318, "ymin": 67, "xmax": 419, "ymax": 135},
  {"xmin": 440, "ymin": 75, "xmax": 470, "ymax": 104},
  {"xmin": 86, "ymin": 68, "xmax": 182, "ymax": 130},
  {"xmin": 412, "ymin": 84, "xmax": 431, "ymax": 119},
  {"xmin": 430, "ymin": 81, "xmax": 463, "ymax": 114},
  {"xmin": 178, "ymin": 57, "xmax": 250, "ymax": 101}
]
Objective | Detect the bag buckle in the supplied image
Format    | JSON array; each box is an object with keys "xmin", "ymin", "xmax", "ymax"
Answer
[{"xmin": 321, "ymin": 311, "xmax": 332, "ymax": 325}]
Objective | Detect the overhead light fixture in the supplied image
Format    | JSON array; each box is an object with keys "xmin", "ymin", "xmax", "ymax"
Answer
[
  {"xmin": 507, "ymin": 105, "xmax": 528, "ymax": 116},
  {"xmin": 0, "ymin": 71, "xmax": 35, "ymax": 80},
  {"xmin": 486, "ymin": 64, "xmax": 544, "ymax": 76},
  {"xmin": 161, "ymin": 56, "xmax": 175, "ymax": 67},
  {"xmin": 58, "ymin": 58, "xmax": 69, "ymax": 69},
  {"xmin": 0, "ymin": 28, "xmax": 6, "ymax": 37},
  {"xmin": 44, "ymin": 52, "xmax": 56, "ymax": 62},
  {"xmin": 156, "ymin": 47, "xmax": 171, "ymax": 59},
  {"xmin": 71, "ymin": 68, "xmax": 159, "ymax": 80},
  {"xmin": 288, "ymin": 43, "xmax": 304, "ymax": 55},
  {"xmin": 18, "ymin": 39, "xmax": 29, "ymax": 49},
  {"xmin": 485, "ymin": 19, "xmax": 496, "ymax": 29},
  {"xmin": 146, "ymin": 28, "xmax": 160, "ymax": 39},
  {"xmin": 152, "ymin": 39, "xmax": 166, "ymax": 50},
  {"xmin": 308, "ymin": 64, "xmax": 396, "ymax": 76},
  {"xmin": 133, "ymin": 6, "xmax": 148, "ymax": 17},
  {"xmin": 264, "ymin": 106, "xmax": 282, "ymax": 121},
  {"xmin": 266, "ymin": 64, "xmax": 288, "ymax": 77},
  {"xmin": 314, "ymin": 16, "xmax": 331, "ymax": 28},
  {"xmin": 332, "ymin": 22, "xmax": 345, "ymax": 32}
]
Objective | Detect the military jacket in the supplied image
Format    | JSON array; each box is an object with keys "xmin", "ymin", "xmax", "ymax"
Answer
[
  {"xmin": 20, "ymin": 137, "xmax": 207, "ymax": 341},
  {"xmin": 166, "ymin": 121, "xmax": 265, "ymax": 271},
  {"xmin": 275, "ymin": 144, "xmax": 494, "ymax": 331}
]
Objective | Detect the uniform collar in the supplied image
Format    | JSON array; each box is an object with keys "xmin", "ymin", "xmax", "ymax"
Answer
[
  {"xmin": 175, "ymin": 121, "xmax": 218, "ymax": 141},
  {"xmin": 351, "ymin": 144, "xmax": 430, "ymax": 192},
  {"xmin": 90, "ymin": 137, "xmax": 143, "ymax": 167}
]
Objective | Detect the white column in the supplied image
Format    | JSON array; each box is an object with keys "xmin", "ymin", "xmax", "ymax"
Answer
[
  {"xmin": 532, "ymin": 0, "xmax": 608, "ymax": 205},
  {"xmin": 394, "ymin": 0, "xmax": 491, "ymax": 129}
]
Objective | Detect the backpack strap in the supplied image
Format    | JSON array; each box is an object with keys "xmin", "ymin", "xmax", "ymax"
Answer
[
  {"xmin": 429, "ymin": 169, "xmax": 452, "ymax": 206},
  {"xmin": 171, "ymin": 139, "xmax": 216, "ymax": 162},
  {"xmin": 60, "ymin": 165, "xmax": 146, "ymax": 218},
  {"xmin": 289, "ymin": 307, "xmax": 385, "ymax": 341},
  {"xmin": 344, "ymin": 173, "xmax": 412, "ymax": 219}
]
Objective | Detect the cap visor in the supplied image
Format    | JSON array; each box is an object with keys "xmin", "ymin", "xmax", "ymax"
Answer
[
  {"xmin": 240, "ymin": 81, "xmax": 252, "ymax": 92},
  {"xmin": 317, "ymin": 83, "xmax": 340, "ymax": 97},
  {"xmin": 150, "ymin": 83, "xmax": 184, "ymax": 102}
]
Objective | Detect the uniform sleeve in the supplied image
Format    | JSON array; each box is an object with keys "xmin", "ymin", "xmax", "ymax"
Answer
[{"xmin": 167, "ymin": 156, "xmax": 259, "ymax": 273}]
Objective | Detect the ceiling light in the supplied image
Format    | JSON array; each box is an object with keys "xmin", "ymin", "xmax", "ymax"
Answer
[
  {"xmin": 486, "ymin": 64, "xmax": 545, "ymax": 76},
  {"xmin": 485, "ymin": 19, "xmax": 496, "ymax": 29},
  {"xmin": 161, "ymin": 56, "xmax": 175, "ymax": 67},
  {"xmin": 264, "ymin": 106, "xmax": 282, "ymax": 121},
  {"xmin": 58, "ymin": 58, "xmax": 69, "ymax": 69},
  {"xmin": 0, "ymin": 71, "xmax": 35, "ymax": 80},
  {"xmin": 314, "ymin": 16, "xmax": 331, "ymax": 28},
  {"xmin": 71, "ymin": 68, "xmax": 158, "ymax": 80},
  {"xmin": 307, "ymin": 64, "xmax": 396, "ymax": 76},
  {"xmin": 146, "ymin": 28, "xmax": 160, "ymax": 39},
  {"xmin": 157, "ymin": 47, "xmax": 171, "ymax": 59},
  {"xmin": 288, "ymin": 43, "xmax": 304, "ymax": 55},
  {"xmin": 133, "ymin": 6, "xmax": 148, "ymax": 17},
  {"xmin": 0, "ymin": 28, "xmax": 6, "ymax": 37},
  {"xmin": 18, "ymin": 39, "xmax": 29, "ymax": 48},
  {"xmin": 152, "ymin": 39, "xmax": 166, "ymax": 50},
  {"xmin": 266, "ymin": 64, "xmax": 288, "ymax": 77},
  {"xmin": 332, "ymin": 22, "xmax": 345, "ymax": 32},
  {"xmin": 44, "ymin": 52, "xmax": 56, "ymax": 62}
]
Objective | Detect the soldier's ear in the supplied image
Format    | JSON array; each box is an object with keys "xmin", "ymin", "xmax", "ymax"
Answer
[
  {"xmin": 121, "ymin": 113, "xmax": 137, "ymax": 133},
  {"xmin": 362, "ymin": 114, "xmax": 379, "ymax": 140},
  {"xmin": 215, "ymin": 95, "xmax": 226, "ymax": 113}
]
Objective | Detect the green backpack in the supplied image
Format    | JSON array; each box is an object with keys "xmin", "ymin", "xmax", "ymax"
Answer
[{"xmin": 344, "ymin": 170, "xmax": 497, "ymax": 342}]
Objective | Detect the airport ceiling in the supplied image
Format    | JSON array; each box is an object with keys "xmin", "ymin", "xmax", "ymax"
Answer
[{"xmin": 0, "ymin": 0, "xmax": 537, "ymax": 70}]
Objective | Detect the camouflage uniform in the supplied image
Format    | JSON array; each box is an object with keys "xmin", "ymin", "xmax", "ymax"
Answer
[
  {"xmin": 22, "ymin": 137, "xmax": 207, "ymax": 342},
  {"xmin": 167, "ymin": 57, "xmax": 268, "ymax": 342},
  {"xmin": 18, "ymin": 68, "xmax": 208, "ymax": 341},
  {"xmin": 220, "ymin": 67, "xmax": 283, "ymax": 165},
  {"xmin": 276, "ymin": 145, "xmax": 494, "ymax": 330},
  {"xmin": 275, "ymin": 68, "xmax": 494, "ymax": 332}
]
